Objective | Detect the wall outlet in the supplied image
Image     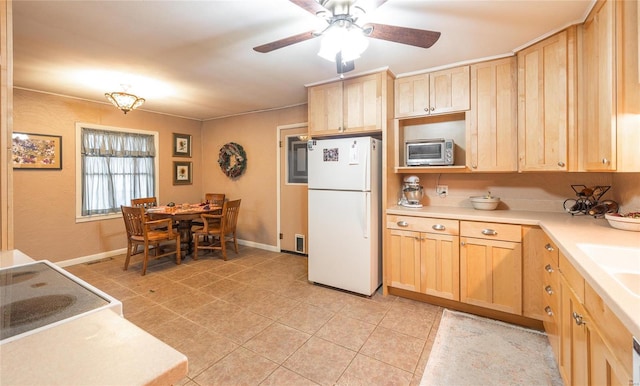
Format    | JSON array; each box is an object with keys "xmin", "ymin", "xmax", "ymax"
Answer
[{"xmin": 437, "ymin": 185, "xmax": 448, "ymax": 196}]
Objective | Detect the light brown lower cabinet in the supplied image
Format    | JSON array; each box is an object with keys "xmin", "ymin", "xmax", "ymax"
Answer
[
  {"xmin": 553, "ymin": 251, "xmax": 632, "ymax": 386},
  {"xmin": 386, "ymin": 216, "xmax": 459, "ymax": 300},
  {"xmin": 459, "ymin": 221, "xmax": 522, "ymax": 315}
]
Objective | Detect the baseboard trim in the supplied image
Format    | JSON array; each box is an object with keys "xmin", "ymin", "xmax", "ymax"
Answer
[{"xmin": 56, "ymin": 239, "xmax": 279, "ymax": 267}]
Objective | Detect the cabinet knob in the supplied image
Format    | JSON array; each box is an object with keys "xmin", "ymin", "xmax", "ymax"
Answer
[
  {"xmin": 545, "ymin": 285, "xmax": 554, "ymax": 295},
  {"xmin": 544, "ymin": 243, "xmax": 554, "ymax": 252},
  {"xmin": 472, "ymin": 164, "xmax": 477, "ymax": 169},
  {"xmin": 460, "ymin": 241, "xmax": 466, "ymax": 246},
  {"xmin": 545, "ymin": 264, "xmax": 554, "ymax": 273},
  {"xmin": 602, "ymin": 158, "xmax": 609, "ymax": 165},
  {"xmin": 557, "ymin": 161, "xmax": 566, "ymax": 167},
  {"xmin": 397, "ymin": 221, "xmax": 409, "ymax": 228},
  {"xmin": 423, "ymin": 107, "xmax": 430, "ymax": 112},
  {"xmin": 432, "ymin": 224, "xmax": 446, "ymax": 231},
  {"xmin": 545, "ymin": 306, "xmax": 553, "ymax": 316},
  {"xmin": 430, "ymin": 107, "xmax": 435, "ymax": 111},
  {"xmin": 572, "ymin": 311, "xmax": 586, "ymax": 326},
  {"xmin": 481, "ymin": 229, "xmax": 498, "ymax": 236}
]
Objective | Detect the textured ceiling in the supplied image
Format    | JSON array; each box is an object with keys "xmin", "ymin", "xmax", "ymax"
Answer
[{"xmin": 12, "ymin": 0, "xmax": 593, "ymax": 121}]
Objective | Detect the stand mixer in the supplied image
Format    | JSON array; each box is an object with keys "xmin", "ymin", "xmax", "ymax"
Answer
[{"xmin": 399, "ymin": 176, "xmax": 424, "ymax": 208}]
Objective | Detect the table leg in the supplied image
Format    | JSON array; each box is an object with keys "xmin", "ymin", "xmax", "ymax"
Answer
[{"xmin": 177, "ymin": 220, "xmax": 194, "ymax": 256}]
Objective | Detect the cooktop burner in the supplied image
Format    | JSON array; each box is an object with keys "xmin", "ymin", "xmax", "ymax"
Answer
[{"xmin": 0, "ymin": 261, "xmax": 116, "ymax": 342}]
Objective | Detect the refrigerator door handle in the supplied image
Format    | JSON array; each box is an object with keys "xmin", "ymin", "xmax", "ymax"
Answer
[{"xmin": 363, "ymin": 192, "xmax": 370, "ymax": 239}]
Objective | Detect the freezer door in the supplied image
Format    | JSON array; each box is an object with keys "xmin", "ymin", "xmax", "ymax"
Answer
[
  {"xmin": 308, "ymin": 137, "xmax": 377, "ymax": 191},
  {"xmin": 308, "ymin": 189, "xmax": 381, "ymax": 296}
]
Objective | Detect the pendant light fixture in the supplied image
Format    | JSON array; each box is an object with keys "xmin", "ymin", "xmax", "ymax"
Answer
[{"xmin": 105, "ymin": 85, "xmax": 145, "ymax": 114}]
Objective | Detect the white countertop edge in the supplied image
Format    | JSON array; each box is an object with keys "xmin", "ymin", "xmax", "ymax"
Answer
[{"xmin": 386, "ymin": 206, "xmax": 640, "ymax": 338}]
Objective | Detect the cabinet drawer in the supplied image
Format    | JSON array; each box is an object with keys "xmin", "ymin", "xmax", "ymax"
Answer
[
  {"xmin": 387, "ymin": 215, "xmax": 459, "ymax": 235},
  {"xmin": 460, "ymin": 221, "xmax": 521, "ymax": 242}
]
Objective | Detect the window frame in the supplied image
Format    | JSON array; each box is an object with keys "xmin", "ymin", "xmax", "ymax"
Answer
[{"xmin": 75, "ymin": 122, "xmax": 160, "ymax": 223}]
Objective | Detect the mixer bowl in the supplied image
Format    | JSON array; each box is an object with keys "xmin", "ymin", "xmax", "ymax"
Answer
[{"xmin": 403, "ymin": 187, "xmax": 423, "ymax": 204}]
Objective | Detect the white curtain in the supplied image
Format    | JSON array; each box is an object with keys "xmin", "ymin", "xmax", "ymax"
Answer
[{"xmin": 81, "ymin": 128, "xmax": 155, "ymax": 216}]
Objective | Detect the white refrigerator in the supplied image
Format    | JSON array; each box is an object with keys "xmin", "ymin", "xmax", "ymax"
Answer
[{"xmin": 307, "ymin": 136, "xmax": 382, "ymax": 296}]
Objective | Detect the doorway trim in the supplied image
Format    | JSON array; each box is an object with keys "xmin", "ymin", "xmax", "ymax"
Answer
[{"xmin": 276, "ymin": 122, "xmax": 308, "ymax": 252}]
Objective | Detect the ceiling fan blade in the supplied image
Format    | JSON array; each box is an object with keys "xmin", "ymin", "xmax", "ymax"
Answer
[
  {"xmin": 289, "ymin": 0, "xmax": 327, "ymax": 15},
  {"xmin": 365, "ymin": 23, "xmax": 441, "ymax": 49},
  {"xmin": 253, "ymin": 30, "xmax": 317, "ymax": 53}
]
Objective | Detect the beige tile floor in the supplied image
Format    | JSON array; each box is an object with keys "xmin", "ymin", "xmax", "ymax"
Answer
[{"xmin": 66, "ymin": 246, "xmax": 443, "ymax": 386}]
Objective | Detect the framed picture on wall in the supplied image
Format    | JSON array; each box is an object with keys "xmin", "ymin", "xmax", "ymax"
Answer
[
  {"xmin": 12, "ymin": 132, "xmax": 62, "ymax": 170},
  {"xmin": 173, "ymin": 161, "xmax": 192, "ymax": 185},
  {"xmin": 173, "ymin": 133, "xmax": 191, "ymax": 157}
]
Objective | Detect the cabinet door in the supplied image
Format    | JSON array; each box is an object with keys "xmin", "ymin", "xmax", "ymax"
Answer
[
  {"xmin": 308, "ymin": 82, "xmax": 343, "ymax": 135},
  {"xmin": 589, "ymin": 325, "xmax": 632, "ymax": 386},
  {"xmin": 517, "ymin": 31, "xmax": 570, "ymax": 171},
  {"xmin": 460, "ymin": 237, "xmax": 522, "ymax": 314},
  {"xmin": 468, "ymin": 58, "xmax": 518, "ymax": 171},
  {"xmin": 559, "ymin": 276, "xmax": 589, "ymax": 386},
  {"xmin": 420, "ymin": 232, "xmax": 460, "ymax": 300},
  {"xmin": 343, "ymin": 73, "xmax": 382, "ymax": 133},
  {"xmin": 395, "ymin": 74, "xmax": 429, "ymax": 118},
  {"xmin": 387, "ymin": 228, "xmax": 421, "ymax": 292},
  {"xmin": 430, "ymin": 66, "xmax": 470, "ymax": 114},
  {"xmin": 581, "ymin": 0, "xmax": 616, "ymax": 171}
]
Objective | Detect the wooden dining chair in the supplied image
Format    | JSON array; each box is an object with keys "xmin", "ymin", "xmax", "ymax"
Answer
[
  {"xmin": 204, "ymin": 193, "xmax": 226, "ymax": 209},
  {"xmin": 131, "ymin": 197, "xmax": 158, "ymax": 209},
  {"xmin": 121, "ymin": 205, "xmax": 181, "ymax": 275},
  {"xmin": 193, "ymin": 199, "xmax": 241, "ymax": 261},
  {"xmin": 192, "ymin": 193, "xmax": 225, "ymax": 230}
]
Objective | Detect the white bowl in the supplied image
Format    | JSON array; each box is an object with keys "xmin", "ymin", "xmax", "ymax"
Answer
[
  {"xmin": 469, "ymin": 196, "xmax": 500, "ymax": 210},
  {"xmin": 605, "ymin": 213, "xmax": 640, "ymax": 232}
]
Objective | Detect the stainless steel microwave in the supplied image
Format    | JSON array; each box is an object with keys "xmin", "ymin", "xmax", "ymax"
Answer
[{"xmin": 406, "ymin": 139, "xmax": 454, "ymax": 166}]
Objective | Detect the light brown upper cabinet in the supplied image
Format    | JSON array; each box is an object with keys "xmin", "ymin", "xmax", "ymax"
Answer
[
  {"xmin": 580, "ymin": 0, "xmax": 616, "ymax": 171},
  {"xmin": 579, "ymin": 0, "xmax": 640, "ymax": 172},
  {"xmin": 517, "ymin": 28, "xmax": 578, "ymax": 172},
  {"xmin": 394, "ymin": 66, "xmax": 470, "ymax": 118},
  {"xmin": 308, "ymin": 71, "xmax": 391, "ymax": 137},
  {"xmin": 467, "ymin": 57, "xmax": 518, "ymax": 172}
]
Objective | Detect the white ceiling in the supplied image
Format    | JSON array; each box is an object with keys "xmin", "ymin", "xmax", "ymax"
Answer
[{"xmin": 12, "ymin": 0, "xmax": 594, "ymax": 121}]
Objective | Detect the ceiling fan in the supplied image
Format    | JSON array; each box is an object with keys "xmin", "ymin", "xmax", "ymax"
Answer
[{"xmin": 253, "ymin": 0, "xmax": 441, "ymax": 74}]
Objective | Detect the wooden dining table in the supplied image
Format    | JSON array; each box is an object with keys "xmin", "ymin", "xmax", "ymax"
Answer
[{"xmin": 146, "ymin": 204, "xmax": 221, "ymax": 256}]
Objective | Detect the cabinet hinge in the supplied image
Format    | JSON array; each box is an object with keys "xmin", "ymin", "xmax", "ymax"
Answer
[{"xmin": 279, "ymin": 233, "xmax": 283, "ymax": 240}]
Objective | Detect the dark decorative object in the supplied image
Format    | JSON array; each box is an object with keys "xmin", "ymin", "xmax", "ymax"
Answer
[
  {"xmin": 563, "ymin": 185, "xmax": 618, "ymax": 217},
  {"xmin": 218, "ymin": 142, "xmax": 247, "ymax": 179}
]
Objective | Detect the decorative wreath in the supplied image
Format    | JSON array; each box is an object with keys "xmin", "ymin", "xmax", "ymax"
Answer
[{"xmin": 218, "ymin": 142, "xmax": 247, "ymax": 179}]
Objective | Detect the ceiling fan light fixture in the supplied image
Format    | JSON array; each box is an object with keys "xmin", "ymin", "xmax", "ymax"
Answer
[
  {"xmin": 104, "ymin": 91, "xmax": 145, "ymax": 114},
  {"xmin": 317, "ymin": 25, "xmax": 368, "ymax": 62}
]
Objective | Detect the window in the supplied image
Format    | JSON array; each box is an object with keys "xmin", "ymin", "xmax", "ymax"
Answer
[
  {"xmin": 76, "ymin": 123, "xmax": 159, "ymax": 221},
  {"xmin": 286, "ymin": 135, "xmax": 308, "ymax": 184}
]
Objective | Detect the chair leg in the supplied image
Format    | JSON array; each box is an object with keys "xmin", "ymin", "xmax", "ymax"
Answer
[
  {"xmin": 221, "ymin": 235, "xmax": 227, "ymax": 261},
  {"xmin": 124, "ymin": 241, "xmax": 132, "ymax": 271},
  {"xmin": 141, "ymin": 242, "xmax": 150, "ymax": 276},
  {"xmin": 193, "ymin": 234, "xmax": 200, "ymax": 260},
  {"xmin": 232, "ymin": 232, "xmax": 239, "ymax": 254}
]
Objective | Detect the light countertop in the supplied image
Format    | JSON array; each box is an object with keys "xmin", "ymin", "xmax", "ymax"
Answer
[
  {"xmin": 1, "ymin": 309, "xmax": 188, "ymax": 386},
  {"xmin": 387, "ymin": 206, "xmax": 640, "ymax": 338}
]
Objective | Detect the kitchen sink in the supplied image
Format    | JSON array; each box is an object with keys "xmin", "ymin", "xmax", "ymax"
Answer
[{"xmin": 577, "ymin": 244, "xmax": 640, "ymax": 297}]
